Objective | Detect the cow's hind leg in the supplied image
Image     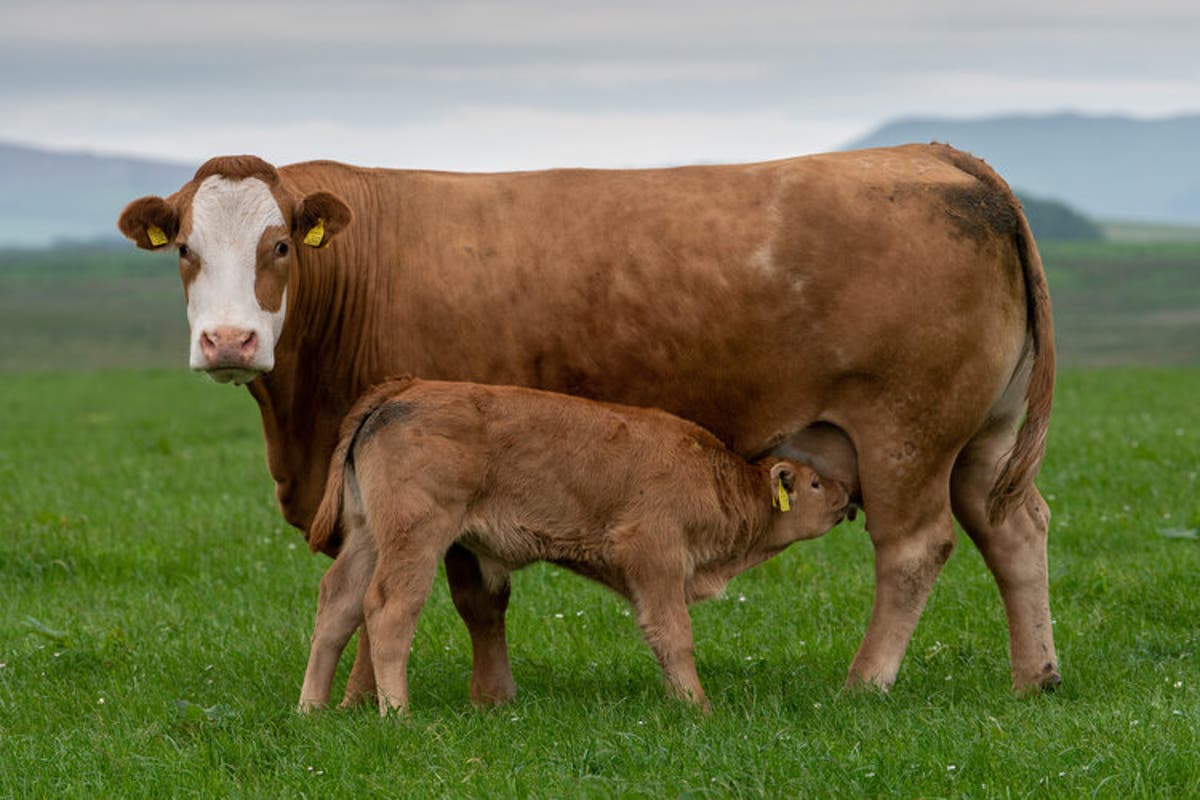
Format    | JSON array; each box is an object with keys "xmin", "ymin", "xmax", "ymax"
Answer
[
  {"xmin": 445, "ymin": 543, "xmax": 517, "ymax": 706},
  {"xmin": 952, "ymin": 429, "xmax": 1059, "ymax": 693},
  {"xmin": 846, "ymin": 447, "xmax": 958, "ymax": 690}
]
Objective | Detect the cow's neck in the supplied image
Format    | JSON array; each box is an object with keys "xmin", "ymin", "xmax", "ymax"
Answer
[{"xmin": 246, "ymin": 247, "xmax": 380, "ymax": 543}]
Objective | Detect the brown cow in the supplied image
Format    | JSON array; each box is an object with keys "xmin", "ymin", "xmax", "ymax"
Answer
[
  {"xmin": 298, "ymin": 377, "xmax": 854, "ymax": 713},
  {"xmin": 117, "ymin": 143, "xmax": 1058, "ymax": 703}
]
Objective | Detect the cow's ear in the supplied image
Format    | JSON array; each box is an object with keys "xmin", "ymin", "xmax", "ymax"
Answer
[
  {"xmin": 118, "ymin": 196, "xmax": 179, "ymax": 251},
  {"xmin": 294, "ymin": 191, "xmax": 351, "ymax": 248}
]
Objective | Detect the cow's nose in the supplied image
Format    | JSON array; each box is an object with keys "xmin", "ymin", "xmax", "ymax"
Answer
[{"xmin": 200, "ymin": 326, "xmax": 258, "ymax": 366}]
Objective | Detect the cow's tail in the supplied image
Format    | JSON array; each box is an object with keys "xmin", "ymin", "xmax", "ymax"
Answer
[
  {"xmin": 307, "ymin": 375, "xmax": 417, "ymax": 554},
  {"xmin": 986, "ymin": 202, "xmax": 1056, "ymax": 525}
]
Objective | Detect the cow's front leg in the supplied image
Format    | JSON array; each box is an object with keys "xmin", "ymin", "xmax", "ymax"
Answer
[
  {"xmin": 339, "ymin": 625, "xmax": 377, "ymax": 708},
  {"xmin": 445, "ymin": 543, "xmax": 516, "ymax": 706}
]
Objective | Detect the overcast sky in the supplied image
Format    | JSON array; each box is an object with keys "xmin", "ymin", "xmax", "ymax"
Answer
[{"xmin": 2, "ymin": 0, "xmax": 1198, "ymax": 170}]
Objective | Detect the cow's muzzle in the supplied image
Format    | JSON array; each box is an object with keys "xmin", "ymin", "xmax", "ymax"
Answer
[{"xmin": 198, "ymin": 326, "xmax": 262, "ymax": 384}]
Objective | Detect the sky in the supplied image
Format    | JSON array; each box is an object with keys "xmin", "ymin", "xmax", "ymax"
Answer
[{"xmin": 2, "ymin": 0, "xmax": 1198, "ymax": 171}]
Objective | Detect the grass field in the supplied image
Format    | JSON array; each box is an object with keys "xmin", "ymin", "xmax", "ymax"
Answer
[
  {"xmin": 1, "ymin": 369, "xmax": 1198, "ymax": 797},
  {"xmin": 1, "ymin": 242, "xmax": 1198, "ymax": 796}
]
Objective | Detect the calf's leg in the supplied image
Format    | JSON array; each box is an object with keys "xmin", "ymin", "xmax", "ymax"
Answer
[
  {"xmin": 619, "ymin": 526, "xmax": 708, "ymax": 711},
  {"xmin": 952, "ymin": 430, "xmax": 1059, "ymax": 692},
  {"xmin": 365, "ymin": 506, "xmax": 456, "ymax": 715},
  {"xmin": 445, "ymin": 543, "xmax": 517, "ymax": 706},
  {"xmin": 299, "ymin": 526, "xmax": 375, "ymax": 711}
]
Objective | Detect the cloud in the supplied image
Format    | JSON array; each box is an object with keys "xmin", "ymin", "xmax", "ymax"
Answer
[
  {"xmin": 2, "ymin": 106, "xmax": 863, "ymax": 170},
  {"xmin": 0, "ymin": 0, "xmax": 1196, "ymax": 168}
]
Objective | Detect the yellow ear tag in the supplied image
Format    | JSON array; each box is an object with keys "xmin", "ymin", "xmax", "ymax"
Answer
[
  {"xmin": 303, "ymin": 219, "xmax": 325, "ymax": 247},
  {"xmin": 146, "ymin": 224, "xmax": 168, "ymax": 247},
  {"xmin": 777, "ymin": 479, "xmax": 791, "ymax": 512}
]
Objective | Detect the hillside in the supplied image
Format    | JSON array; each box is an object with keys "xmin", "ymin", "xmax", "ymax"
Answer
[
  {"xmin": 0, "ymin": 143, "xmax": 194, "ymax": 247},
  {"xmin": 845, "ymin": 113, "xmax": 1200, "ymax": 225}
]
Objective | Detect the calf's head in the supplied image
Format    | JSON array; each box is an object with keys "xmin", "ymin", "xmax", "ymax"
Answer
[
  {"xmin": 765, "ymin": 460, "xmax": 852, "ymax": 544},
  {"xmin": 118, "ymin": 156, "xmax": 351, "ymax": 384}
]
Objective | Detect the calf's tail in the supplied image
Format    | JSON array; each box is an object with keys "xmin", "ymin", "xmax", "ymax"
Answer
[{"xmin": 307, "ymin": 375, "xmax": 417, "ymax": 554}]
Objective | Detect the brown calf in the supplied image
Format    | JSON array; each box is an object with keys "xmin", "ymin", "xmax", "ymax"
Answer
[{"xmin": 299, "ymin": 377, "xmax": 854, "ymax": 713}]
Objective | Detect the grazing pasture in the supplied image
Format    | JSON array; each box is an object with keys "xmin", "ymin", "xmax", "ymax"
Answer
[{"xmin": 0, "ymin": 243, "xmax": 1198, "ymax": 796}]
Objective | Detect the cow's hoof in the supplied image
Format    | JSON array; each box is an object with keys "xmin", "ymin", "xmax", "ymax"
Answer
[
  {"xmin": 1013, "ymin": 662, "xmax": 1061, "ymax": 695},
  {"xmin": 842, "ymin": 673, "xmax": 893, "ymax": 694},
  {"xmin": 339, "ymin": 690, "xmax": 377, "ymax": 709},
  {"xmin": 470, "ymin": 678, "xmax": 517, "ymax": 708}
]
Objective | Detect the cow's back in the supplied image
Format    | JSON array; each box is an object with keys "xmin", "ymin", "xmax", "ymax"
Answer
[{"xmin": 283, "ymin": 144, "xmax": 1028, "ymax": 455}]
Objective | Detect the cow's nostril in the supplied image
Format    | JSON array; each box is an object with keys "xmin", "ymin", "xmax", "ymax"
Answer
[{"xmin": 810, "ymin": 475, "xmax": 821, "ymax": 489}]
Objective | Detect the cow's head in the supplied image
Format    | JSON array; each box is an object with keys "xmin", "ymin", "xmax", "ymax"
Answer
[{"xmin": 118, "ymin": 156, "xmax": 351, "ymax": 384}]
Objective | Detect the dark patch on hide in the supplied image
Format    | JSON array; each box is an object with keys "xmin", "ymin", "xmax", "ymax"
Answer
[
  {"xmin": 939, "ymin": 182, "xmax": 1020, "ymax": 245},
  {"xmin": 352, "ymin": 400, "xmax": 418, "ymax": 452}
]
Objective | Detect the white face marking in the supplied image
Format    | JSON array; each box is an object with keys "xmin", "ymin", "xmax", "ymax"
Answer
[{"xmin": 186, "ymin": 176, "xmax": 288, "ymax": 382}]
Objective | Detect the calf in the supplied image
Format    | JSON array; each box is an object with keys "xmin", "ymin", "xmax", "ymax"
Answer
[{"xmin": 299, "ymin": 377, "xmax": 854, "ymax": 713}]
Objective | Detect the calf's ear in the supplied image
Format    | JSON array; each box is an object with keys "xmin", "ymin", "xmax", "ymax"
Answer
[
  {"xmin": 769, "ymin": 462, "xmax": 797, "ymax": 493},
  {"xmin": 117, "ymin": 196, "xmax": 179, "ymax": 251},
  {"xmin": 294, "ymin": 191, "xmax": 352, "ymax": 248}
]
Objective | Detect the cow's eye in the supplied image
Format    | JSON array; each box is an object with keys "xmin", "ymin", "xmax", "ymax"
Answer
[
  {"xmin": 178, "ymin": 244, "xmax": 190, "ymax": 258},
  {"xmin": 274, "ymin": 241, "xmax": 290, "ymax": 258}
]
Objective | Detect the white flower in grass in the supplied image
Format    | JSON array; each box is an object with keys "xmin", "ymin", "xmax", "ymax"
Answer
[
  {"xmin": 97, "ymin": 697, "xmax": 105, "ymax": 704},
  {"xmin": 948, "ymin": 765, "xmax": 956, "ymax": 772}
]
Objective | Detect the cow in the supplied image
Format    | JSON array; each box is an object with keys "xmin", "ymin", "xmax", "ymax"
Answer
[
  {"xmin": 117, "ymin": 143, "xmax": 1058, "ymax": 705},
  {"xmin": 297, "ymin": 376, "xmax": 855, "ymax": 714}
]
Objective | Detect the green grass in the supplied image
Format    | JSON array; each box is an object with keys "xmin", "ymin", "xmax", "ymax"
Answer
[
  {"xmin": 1, "ymin": 368, "xmax": 1197, "ymax": 798},
  {"xmin": 1039, "ymin": 241, "xmax": 1200, "ymax": 367}
]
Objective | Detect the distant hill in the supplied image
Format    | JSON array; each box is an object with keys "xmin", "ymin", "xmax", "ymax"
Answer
[
  {"xmin": 1016, "ymin": 192, "xmax": 1103, "ymax": 242},
  {"xmin": 0, "ymin": 143, "xmax": 194, "ymax": 248},
  {"xmin": 845, "ymin": 113, "xmax": 1200, "ymax": 225}
]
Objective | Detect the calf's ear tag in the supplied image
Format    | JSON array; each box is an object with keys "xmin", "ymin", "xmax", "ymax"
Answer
[
  {"xmin": 303, "ymin": 218, "xmax": 325, "ymax": 247},
  {"xmin": 146, "ymin": 224, "xmax": 168, "ymax": 247},
  {"xmin": 776, "ymin": 478, "xmax": 791, "ymax": 512}
]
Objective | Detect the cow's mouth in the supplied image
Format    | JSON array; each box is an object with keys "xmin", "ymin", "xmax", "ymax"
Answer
[{"xmin": 204, "ymin": 366, "xmax": 263, "ymax": 385}]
